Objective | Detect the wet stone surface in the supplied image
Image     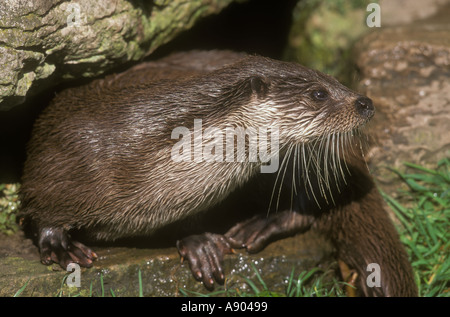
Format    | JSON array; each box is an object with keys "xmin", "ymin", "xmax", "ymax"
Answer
[{"xmin": 0, "ymin": 230, "xmax": 335, "ymax": 297}]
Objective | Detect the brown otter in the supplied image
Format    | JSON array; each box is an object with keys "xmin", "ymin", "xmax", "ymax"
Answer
[{"xmin": 19, "ymin": 51, "xmax": 417, "ymax": 297}]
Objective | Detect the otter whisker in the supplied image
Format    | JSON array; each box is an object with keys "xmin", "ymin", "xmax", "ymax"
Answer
[
  {"xmin": 333, "ymin": 132, "xmax": 342, "ymax": 191},
  {"xmin": 303, "ymin": 141, "xmax": 323, "ymax": 208},
  {"xmin": 276, "ymin": 144, "xmax": 295, "ymax": 213},
  {"xmin": 336, "ymin": 131, "xmax": 348, "ymax": 186},
  {"xmin": 300, "ymin": 142, "xmax": 318, "ymax": 208},
  {"xmin": 321, "ymin": 133, "xmax": 334, "ymax": 205},
  {"xmin": 268, "ymin": 143, "xmax": 294, "ymax": 216},
  {"xmin": 356, "ymin": 128, "xmax": 371, "ymax": 173},
  {"xmin": 300, "ymin": 130, "xmax": 356, "ymax": 208},
  {"xmin": 327, "ymin": 134, "xmax": 334, "ymax": 186},
  {"xmin": 331, "ymin": 132, "xmax": 342, "ymax": 194},
  {"xmin": 315, "ymin": 137, "xmax": 329, "ymax": 204},
  {"xmin": 267, "ymin": 142, "xmax": 288, "ymax": 210},
  {"xmin": 342, "ymin": 130, "xmax": 352, "ymax": 177},
  {"xmin": 290, "ymin": 144, "xmax": 299, "ymax": 211},
  {"xmin": 317, "ymin": 141, "xmax": 330, "ymax": 205},
  {"xmin": 308, "ymin": 137, "xmax": 324, "ymax": 178},
  {"xmin": 349, "ymin": 129, "xmax": 360, "ymax": 159}
]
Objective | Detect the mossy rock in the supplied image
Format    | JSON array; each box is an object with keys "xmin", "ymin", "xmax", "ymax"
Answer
[{"xmin": 0, "ymin": 0, "xmax": 240, "ymax": 110}]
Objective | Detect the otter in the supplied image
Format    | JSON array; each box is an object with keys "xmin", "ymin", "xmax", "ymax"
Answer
[{"xmin": 19, "ymin": 51, "xmax": 417, "ymax": 297}]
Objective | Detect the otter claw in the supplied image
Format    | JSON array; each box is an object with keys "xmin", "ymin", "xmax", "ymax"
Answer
[
  {"xmin": 176, "ymin": 233, "xmax": 233, "ymax": 289},
  {"xmin": 226, "ymin": 211, "xmax": 314, "ymax": 253},
  {"xmin": 38, "ymin": 227, "xmax": 97, "ymax": 269}
]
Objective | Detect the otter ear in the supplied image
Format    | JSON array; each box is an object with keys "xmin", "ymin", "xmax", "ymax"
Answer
[{"xmin": 249, "ymin": 75, "xmax": 269, "ymax": 98}]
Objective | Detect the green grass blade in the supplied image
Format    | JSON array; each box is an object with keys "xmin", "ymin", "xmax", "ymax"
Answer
[
  {"xmin": 14, "ymin": 278, "xmax": 30, "ymax": 297},
  {"xmin": 138, "ymin": 268, "xmax": 143, "ymax": 297}
]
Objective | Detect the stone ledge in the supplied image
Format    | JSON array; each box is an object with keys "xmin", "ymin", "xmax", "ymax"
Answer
[{"xmin": 0, "ymin": 0, "xmax": 238, "ymax": 110}]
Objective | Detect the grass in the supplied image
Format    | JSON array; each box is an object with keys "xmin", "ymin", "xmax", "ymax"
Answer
[
  {"xmin": 13, "ymin": 268, "xmax": 144, "ymax": 297},
  {"xmin": 240, "ymin": 264, "xmax": 346, "ymax": 297},
  {"xmin": 380, "ymin": 158, "xmax": 449, "ymax": 297},
  {"xmin": 179, "ymin": 264, "xmax": 347, "ymax": 297}
]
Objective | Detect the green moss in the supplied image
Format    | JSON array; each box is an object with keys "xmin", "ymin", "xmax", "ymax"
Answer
[
  {"xmin": 0, "ymin": 184, "xmax": 20, "ymax": 235},
  {"xmin": 35, "ymin": 63, "xmax": 56, "ymax": 79},
  {"xmin": 284, "ymin": 0, "xmax": 378, "ymax": 83},
  {"xmin": 15, "ymin": 72, "xmax": 36, "ymax": 95}
]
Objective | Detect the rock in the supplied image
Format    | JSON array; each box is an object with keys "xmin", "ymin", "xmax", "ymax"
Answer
[
  {"xmin": 379, "ymin": 0, "xmax": 450, "ymax": 26},
  {"xmin": 284, "ymin": 0, "xmax": 450, "ymax": 81},
  {"xmin": 354, "ymin": 3, "xmax": 450, "ymax": 190},
  {"xmin": 0, "ymin": 0, "xmax": 238, "ymax": 111}
]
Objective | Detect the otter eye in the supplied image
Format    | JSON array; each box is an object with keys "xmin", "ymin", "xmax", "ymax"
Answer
[{"xmin": 312, "ymin": 89, "xmax": 329, "ymax": 101}]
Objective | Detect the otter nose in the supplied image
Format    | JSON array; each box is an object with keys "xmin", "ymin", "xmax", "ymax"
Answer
[{"xmin": 354, "ymin": 96, "xmax": 374, "ymax": 119}]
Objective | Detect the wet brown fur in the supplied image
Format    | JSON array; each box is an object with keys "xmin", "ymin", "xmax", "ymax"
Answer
[{"xmin": 19, "ymin": 51, "xmax": 417, "ymax": 296}]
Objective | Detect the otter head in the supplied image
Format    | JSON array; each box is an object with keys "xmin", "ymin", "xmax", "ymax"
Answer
[
  {"xmin": 213, "ymin": 56, "xmax": 374, "ymax": 145},
  {"xmin": 200, "ymin": 56, "xmax": 375, "ymax": 203}
]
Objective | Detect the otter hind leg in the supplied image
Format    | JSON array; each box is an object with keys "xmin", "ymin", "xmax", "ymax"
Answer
[
  {"xmin": 38, "ymin": 227, "xmax": 97, "ymax": 269},
  {"xmin": 176, "ymin": 233, "xmax": 234, "ymax": 290}
]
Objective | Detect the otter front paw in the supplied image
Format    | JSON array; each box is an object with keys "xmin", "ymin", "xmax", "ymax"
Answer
[
  {"xmin": 176, "ymin": 233, "xmax": 234, "ymax": 290},
  {"xmin": 225, "ymin": 215, "xmax": 277, "ymax": 253},
  {"xmin": 38, "ymin": 227, "xmax": 97, "ymax": 269},
  {"xmin": 226, "ymin": 211, "xmax": 314, "ymax": 253}
]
